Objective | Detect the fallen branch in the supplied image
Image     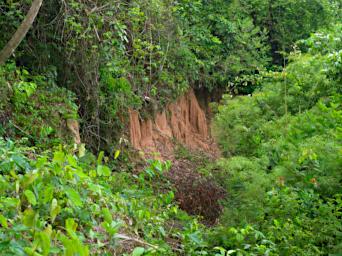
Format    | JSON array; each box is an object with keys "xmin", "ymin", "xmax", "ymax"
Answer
[{"xmin": 115, "ymin": 233, "xmax": 159, "ymax": 250}]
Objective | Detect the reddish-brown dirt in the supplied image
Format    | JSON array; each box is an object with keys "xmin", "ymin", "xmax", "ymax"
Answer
[
  {"xmin": 129, "ymin": 89, "xmax": 224, "ymax": 224},
  {"xmin": 129, "ymin": 89, "xmax": 219, "ymax": 159}
]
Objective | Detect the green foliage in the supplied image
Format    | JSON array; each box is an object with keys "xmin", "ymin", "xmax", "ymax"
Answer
[
  {"xmin": 175, "ymin": 0, "xmax": 270, "ymax": 91},
  {"xmin": 214, "ymin": 25, "xmax": 342, "ymax": 156},
  {"xmin": 0, "ymin": 0, "xmax": 26, "ymax": 49},
  {"xmin": 210, "ymin": 92, "xmax": 342, "ymax": 254},
  {"xmin": 239, "ymin": 0, "xmax": 335, "ymax": 63},
  {"xmin": 1, "ymin": 1, "xmax": 341, "ymax": 255},
  {"xmin": 298, "ymin": 24, "xmax": 342, "ymax": 55},
  {"xmin": 210, "ymin": 26, "xmax": 342, "ymax": 255},
  {"xmin": 209, "ymin": 189, "xmax": 342, "ymax": 255},
  {"xmin": 0, "ymin": 63, "xmax": 78, "ymax": 148},
  {"xmin": 0, "ymin": 140, "xmax": 214, "ymax": 255},
  {"xmin": 213, "ymin": 157, "xmax": 269, "ymax": 226},
  {"xmin": 0, "ymin": 0, "xmax": 336, "ymax": 150}
]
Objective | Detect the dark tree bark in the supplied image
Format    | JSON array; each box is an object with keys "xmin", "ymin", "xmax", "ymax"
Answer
[{"xmin": 0, "ymin": 0, "xmax": 43, "ymax": 65}]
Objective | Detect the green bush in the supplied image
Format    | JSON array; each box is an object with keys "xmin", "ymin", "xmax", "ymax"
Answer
[
  {"xmin": 0, "ymin": 139, "xmax": 213, "ymax": 255},
  {"xmin": 214, "ymin": 26, "xmax": 342, "ymax": 157},
  {"xmin": 213, "ymin": 157, "xmax": 270, "ymax": 226},
  {"xmin": 209, "ymin": 25, "xmax": 342, "ymax": 255},
  {"xmin": 0, "ymin": 63, "xmax": 78, "ymax": 149}
]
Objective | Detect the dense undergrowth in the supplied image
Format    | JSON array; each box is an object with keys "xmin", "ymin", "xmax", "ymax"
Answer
[
  {"xmin": 211, "ymin": 25, "xmax": 342, "ymax": 255},
  {"xmin": 1, "ymin": 0, "xmax": 342, "ymax": 255},
  {"xmin": 0, "ymin": 63, "xmax": 78, "ymax": 149},
  {"xmin": 1, "ymin": 26, "xmax": 341, "ymax": 255},
  {"xmin": 0, "ymin": 141, "xmax": 210, "ymax": 255}
]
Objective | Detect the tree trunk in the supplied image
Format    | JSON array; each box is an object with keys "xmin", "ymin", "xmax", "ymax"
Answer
[{"xmin": 0, "ymin": 0, "xmax": 43, "ymax": 65}]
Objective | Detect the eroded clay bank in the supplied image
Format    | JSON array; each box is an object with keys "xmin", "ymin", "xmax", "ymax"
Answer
[{"xmin": 129, "ymin": 89, "xmax": 218, "ymax": 158}]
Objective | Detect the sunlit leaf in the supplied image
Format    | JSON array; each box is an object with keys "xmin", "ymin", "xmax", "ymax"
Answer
[
  {"xmin": 132, "ymin": 247, "xmax": 145, "ymax": 256},
  {"xmin": 114, "ymin": 150, "xmax": 120, "ymax": 159},
  {"xmin": 65, "ymin": 188, "xmax": 83, "ymax": 207},
  {"xmin": 24, "ymin": 190, "xmax": 37, "ymax": 206}
]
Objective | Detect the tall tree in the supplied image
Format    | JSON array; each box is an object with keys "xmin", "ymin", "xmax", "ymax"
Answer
[{"xmin": 0, "ymin": 0, "xmax": 43, "ymax": 65}]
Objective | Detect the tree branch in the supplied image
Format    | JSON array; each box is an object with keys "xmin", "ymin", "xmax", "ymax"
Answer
[{"xmin": 0, "ymin": 0, "xmax": 43, "ymax": 65}]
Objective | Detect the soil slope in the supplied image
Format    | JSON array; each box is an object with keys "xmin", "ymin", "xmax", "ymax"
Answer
[{"xmin": 129, "ymin": 89, "xmax": 218, "ymax": 158}]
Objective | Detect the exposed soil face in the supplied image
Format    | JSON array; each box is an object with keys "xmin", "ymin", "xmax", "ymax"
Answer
[
  {"xmin": 129, "ymin": 88, "xmax": 224, "ymax": 224},
  {"xmin": 129, "ymin": 88, "xmax": 219, "ymax": 159}
]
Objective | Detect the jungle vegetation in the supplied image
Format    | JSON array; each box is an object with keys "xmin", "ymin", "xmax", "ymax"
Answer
[{"xmin": 0, "ymin": 0, "xmax": 341, "ymax": 255}]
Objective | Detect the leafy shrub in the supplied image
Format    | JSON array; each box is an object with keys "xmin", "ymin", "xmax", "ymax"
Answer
[
  {"xmin": 0, "ymin": 63, "xmax": 78, "ymax": 148},
  {"xmin": 214, "ymin": 26, "xmax": 342, "ymax": 157},
  {"xmin": 209, "ymin": 188, "xmax": 342, "ymax": 255},
  {"xmin": 0, "ymin": 139, "xmax": 214, "ymax": 255},
  {"xmin": 213, "ymin": 157, "xmax": 270, "ymax": 226},
  {"xmin": 209, "ymin": 25, "xmax": 342, "ymax": 255}
]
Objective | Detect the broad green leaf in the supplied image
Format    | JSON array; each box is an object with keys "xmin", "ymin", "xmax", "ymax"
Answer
[
  {"xmin": 74, "ymin": 169, "xmax": 88, "ymax": 179},
  {"xmin": 60, "ymin": 220, "xmax": 89, "ymax": 256},
  {"xmin": 78, "ymin": 144, "xmax": 86, "ymax": 158},
  {"xmin": 53, "ymin": 151, "xmax": 65, "ymax": 165},
  {"xmin": 24, "ymin": 190, "xmax": 37, "ymax": 206},
  {"xmin": 0, "ymin": 214, "xmax": 8, "ymax": 228},
  {"xmin": 158, "ymin": 226, "xmax": 166, "ymax": 237},
  {"xmin": 50, "ymin": 198, "xmax": 60, "ymax": 223},
  {"xmin": 21, "ymin": 172, "xmax": 38, "ymax": 189},
  {"xmin": 188, "ymin": 233, "xmax": 201, "ymax": 245},
  {"xmin": 24, "ymin": 247, "xmax": 43, "ymax": 256},
  {"xmin": 236, "ymin": 233, "xmax": 244, "ymax": 242},
  {"xmin": 36, "ymin": 156, "xmax": 48, "ymax": 168},
  {"xmin": 102, "ymin": 207, "xmax": 112, "ymax": 223},
  {"xmin": 58, "ymin": 233, "xmax": 80, "ymax": 256},
  {"xmin": 12, "ymin": 154, "xmax": 30, "ymax": 170},
  {"xmin": 49, "ymin": 247, "xmax": 62, "ymax": 254},
  {"xmin": 114, "ymin": 150, "xmax": 120, "ymax": 159},
  {"xmin": 97, "ymin": 165, "xmax": 111, "ymax": 176},
  {"xmin": 97, "ymin": 151, "xmax": 104, "ymax": 165},
  {"xmin": 65, "ymin": 218, "xmax": 78, "ymax": 239},
  {"xmin": 37, "ymin": 227, "xmax": 51, "ymax": 256},
  {"xmin": 1, "ymin": 197, "xmax": 20, "ymax": 208},
  {"xmin": 42, "ymin": 185, "xmax": 54, "ymax": 204},
  {"xmin": 214, "ymin": 246, "xmax": 226, "ymax": 253},
  {"xmin": 65, "ymin": 188, "xmax": 83, "ymax": 207},
  {"xmin": 132, "ymin": 247, "xmax": 145, "ymax": 256},
  {"xmin": 67, "ymin": 154, "xmax": 77, "ymax": 167},
  {"xmin": 22, "ymin": 209, "xmax": 36, "ymax": 227},
  {"xmin": 88, "ymin": 183, "xmax": 102, "ymax": 194},
  {"xmin": 6, "ymin": 239, "xmax": 26, "ymax": 255}
]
